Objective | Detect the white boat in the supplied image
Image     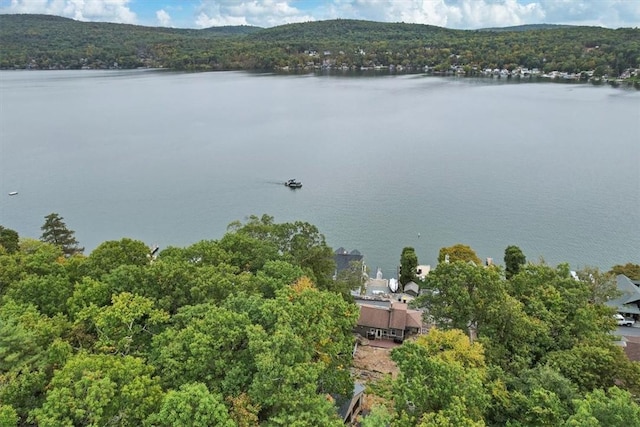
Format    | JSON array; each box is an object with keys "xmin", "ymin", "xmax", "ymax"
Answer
[
  {"xmin": 389, "ymin": 278, "xmax": 399, "ymax": 293},
  {"xmin": 8, "ymin": 191, "xmax": 18, "ymax": 196}
]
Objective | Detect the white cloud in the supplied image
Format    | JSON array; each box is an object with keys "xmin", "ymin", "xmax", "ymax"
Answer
[
  {"xmin": 1, "ymin": 0, "xmax": 638, "ymax": 29},
  {"xmin": 3, "ymin": 0, "xmax": 137, "ymax": 24},
  {"xmin": 537, "ymin": 0, "xmax": 640, "ymax": 28},
  {"xmin": 323, "ymin": 0, "xmax": 545, "ymax": 29},
  {"xmin": 454, "ymin": 0, "xmax": 545, "ymax": 28},
  {"xmin": 156, "ymin": 8, "xmax": 172, "ymax": 27},
  {"xmin": 195, "ymin": 0, "xmax": 315, "ymax": 28}
]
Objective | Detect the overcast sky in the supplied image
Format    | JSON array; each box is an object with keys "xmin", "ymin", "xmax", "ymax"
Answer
[{"xmin": 1, "ymin": 0, "xmax": 639, "ymax": 30}]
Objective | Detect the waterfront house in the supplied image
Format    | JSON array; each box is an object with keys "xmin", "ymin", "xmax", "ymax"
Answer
[
  {"xmin": 334, "ymin": 248, "xmax": 364, "ymax": 277},
  {"xmin": 354, "ymin": 300, "xmax": 423, "ymax": 341},
  {"xmin": 606, "ymin": 274, "xmax": 640, "ymax": 318},
  {"xmin": 403, "ymin": 281, "xmax": 420, "ymax": 297}
]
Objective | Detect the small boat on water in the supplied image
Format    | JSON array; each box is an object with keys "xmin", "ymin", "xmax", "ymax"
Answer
[
  {"xmin": 285, "ymin": 179, "xmax": 302, "ymax": 188},
  {"xmin": 8, "ymin": 191, "xmax": 18, "ymax": 196}
]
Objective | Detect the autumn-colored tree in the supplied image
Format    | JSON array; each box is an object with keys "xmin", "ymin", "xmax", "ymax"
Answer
[
  {"xmin": 391, "ymin": 329, "xmax": 489, "ymax": 426},
  {"xmin": 438, "ymin": 244, "xmax": 482, "ymax": 265},
  {"xmin": 609, "ymin": 263, "xmax": 640, "ymax": 280}
]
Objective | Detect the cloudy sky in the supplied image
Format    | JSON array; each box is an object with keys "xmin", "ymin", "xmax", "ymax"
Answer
[{"xmin": 1, "ymin": 0, "xmax": 639, "ymax": 30}]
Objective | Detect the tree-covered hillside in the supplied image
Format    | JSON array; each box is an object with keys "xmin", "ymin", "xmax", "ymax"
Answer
[
  {"xmin": 1, "ymin": 14, "xmax": 638, "ymax": 79},
  {"xmin": 1, "ymin": 215, "xmax": 640, "ymax": 426}
]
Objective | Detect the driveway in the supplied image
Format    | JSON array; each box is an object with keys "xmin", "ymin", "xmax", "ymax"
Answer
[{"xmin": 616, "ymin": 325, "xmax": 640, "ymax": 338}]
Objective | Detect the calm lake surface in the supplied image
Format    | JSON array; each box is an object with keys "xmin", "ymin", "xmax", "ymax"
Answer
[{"xmin": 1, "ymin": 70, "xmax": 638, "ymax": 276}]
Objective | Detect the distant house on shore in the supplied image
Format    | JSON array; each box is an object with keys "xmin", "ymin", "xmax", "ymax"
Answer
[
  {"xmin": 334, "ymin": 247, "xmax": 364, "ymax": 277},
  {"xmin": 416, "ymin": 264, "xmax": 431, "ymax": 281},
  {"xmin": 403, "ymin": 281, "xmax": 420, "ymax": 297},
  {"xmin": 607, "ymin": 274, "xmax": 640, "ymax": 318}
]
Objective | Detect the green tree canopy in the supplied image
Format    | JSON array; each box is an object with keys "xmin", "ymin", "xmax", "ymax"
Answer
[
  {"xmin": 226, "ymin": 215, "xmax": 337, "ymax": 291},
  {"xmin": 399, "ymin": 247, "xmax": 418, "ymax": 286},
  {"xmin": 77, "ymin": 292, "xmax": 169, "ymax": 357},
  {"xmin": 391, "ymin": 329, "xmax": 489, "ymax": 425},
  {"xmin": 0, "ymin": 225, "xmax": 19, "ymax": 254},
  {"xmin": 416, "ymin": 260, "xmax": 507, "ymax": 334},
  {"xmin": 39, "ymin": 213, "xmax": 83, "ymax": 257},
  {"xmin": 146, "ymin": 382, "xmax": 235, "ymax": 427},
  {"xmin": 31, "ymin": 352, "xmax": 163, "ymax": 427},
  {"xmin": 504, "ymin": 245, "xmax": 526, "ymax": 279},
  {"xmin": 0, "ymin": 300, "xmax": 71, "ymax": 420},
  {"xmin": 84, "ymin": 238, "xmax": 150, "ymax": 278},
  {"xmin": 565, "ymin": 386, "xmax": 640, "ymax": 427}
]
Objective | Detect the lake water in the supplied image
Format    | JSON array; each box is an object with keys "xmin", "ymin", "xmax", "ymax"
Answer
[{"xmin": 1, "ymin": 70, "xmax": 638, "ymax": 276}]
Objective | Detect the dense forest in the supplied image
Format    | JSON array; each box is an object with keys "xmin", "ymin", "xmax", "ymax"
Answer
[
  {"xmin": 1, "ymin": 14, "xmax": 639, "ymax": 83},
  {"xmin": 1, "ymin": 215, "xmax": 640, "ymax": 426}
]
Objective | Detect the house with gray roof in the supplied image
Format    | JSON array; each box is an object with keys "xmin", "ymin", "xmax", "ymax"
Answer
[
  {"xmin": 403, "ymin": 281, "xmax": 420, "ymax": 297},
  {"xmin": 336, "ymin": 383, "xmax": 365, "ymax": 424},
  {"xmin": 334, "ymin": 247, "xmax": 364, "ymax": 276},
  {"xmin": 607, "ymin": 274, "xmax": 640, "ymax": 317}
]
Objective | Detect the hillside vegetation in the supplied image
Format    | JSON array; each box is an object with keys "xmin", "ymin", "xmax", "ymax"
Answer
[
  {"xmin": 1, "ymin": 14, "xmax": 639, "ymax": 78},
  {"xmin": 1, "ymin": 216, "xmax": 640, "ymax": 426}
]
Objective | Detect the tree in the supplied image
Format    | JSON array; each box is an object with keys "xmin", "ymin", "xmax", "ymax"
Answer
[
  {"xmin": 0, "ymin": 225, "xmax": 19, "ymax": 254},
  {"xmin": 509, "ymin": 264, "xmax": 615, "ymax": 357},
  {"xmin": 31, "ymin": 352, "xmax": 163, "ymax": 427},
  {"xmin": 399, "ymin": 247, "xmax": 418, "ymax": 286},
  {"xmin": 5, "ymin": 274, "xmax": 73, "ymax": 317},
  {"xmin": 438, "ymin": 244, "xmax": 482, "ymax": 265},
  {"xmin": 361, "ymin": 405, "xmax": 393, "ymax": 427},
  {"xmin": 227, "ymin": 215, "xmax": 337, "ymax": 292},
  {"xmin": 150, "ymin": 304, "xmax": 255, "ymax": 395},
  {"xmin": 416, "ymin": 261, "xmax": 507, "ymax": 333},
  {"xmin": 489, "ymin": 366, "xmax": 579, "ymax": 426},
  {"xmin": 254, "ymin": 259, "xmax": 305, "ymax": 298},
  {"xmin": 609, "ymin": 263, "xmax": 640, "ymax": 280},
  {"xmin": 78, "ymin": 292, "xmax": 169, "ymax": 356},
  {"xmin": 84, "ymin": 238, "xmax": 150, "ymax": 278},
  {"xmin": 575, "ymin": 267, "xmax": 619, "ymax": 304},
  {"xmin": 565, "ymin": 386, "xmax": 640, "ymax": 427},
  {"xmin": 0, "ymin": 404, "xmax": 18, "ymax": 427},
  {"xmin": 146, "ymin": 382, "xmax": 235, "ymax": 427},
  {"xmin": 504, "ymin": 245, "xmax": 526, "ymax": 279},
  {"xmin": 391, "ymin": 329, "xmax": 489, "ymax": 425},
  {"xmin": 39, "ymin": 213, "xmax": 83, "ymax": 256},
  {"xmin": 0, "ymin": 300, "xmax": 71, "ymax": 422},
  {"xmin": 159, "ymin": 240, "xmax": 231, "ymax": 266},
  {"xmin": 0, "ymin": 249, "xmax": 22, "ymax": 296},
  {"xmin": 15, "ymin": 239, "xmax": 65, "ymax": 277},
  {"xmin": 544, "ymin": 344, "xmax": 636, "ymax": 393},
  {"xmin": 244, "ymin": 279, "xmax": 357, "ymax": 424}
]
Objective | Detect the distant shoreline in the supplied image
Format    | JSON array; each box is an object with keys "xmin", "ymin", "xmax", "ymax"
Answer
[{"xmin": 3, "ymin": 67, "xmax": 636, "ymax": 90}]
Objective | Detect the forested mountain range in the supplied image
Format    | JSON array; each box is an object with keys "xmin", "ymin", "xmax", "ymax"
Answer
[{"xmin": 0, "ymin": 13, "xmax": 639, "ymax": 77}]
